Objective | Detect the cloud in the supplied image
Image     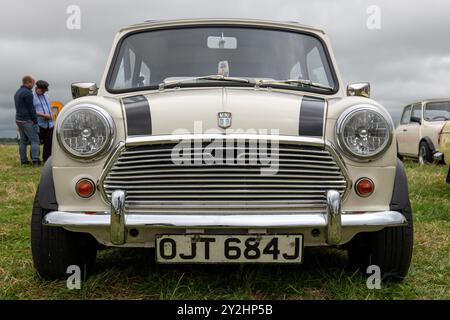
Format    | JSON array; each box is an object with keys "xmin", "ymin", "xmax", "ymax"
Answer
[{"xmin": 1, "ymin": 0, "xmax": 449, "ymax": 136}]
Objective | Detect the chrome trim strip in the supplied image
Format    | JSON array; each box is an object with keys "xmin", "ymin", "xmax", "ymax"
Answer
[
  {"xmin": 97, "ymin": 141, "xmax": 126, "ymax": 204},
  {"xmin": 110, "ymin": 163, "xmax": 341, "ymax": 171},
  {"xmin": 114, "ymin": 158, "xmax": 337, "ymax": 166},
  {"xmin": 121, "ymin": 147, "xmax": 331, "ymax": 155},
  {"xmin": 106, "ymin": 169, "xmax": 344, "ymax": 176},
  {"xmin": 125, "ymin": 134, "xmax": 325, "ymax": 147},
  {"xmin": 104, "ymin": 184, "xmax": 347, "ymax": 190},
  {"xmin": 105, "ymin": 189, "xmax": 341, "ymax": 194},
  {"xmin": 43, "ymin": 211, "xmax": 407, "ymax": 229},
  {"xmin": 104, "ymin": 179, "xmax": 347, "ymax": 185},
  {"xmin": 324, "ymin": 140, "xmax": 352, "ymax": 198}
]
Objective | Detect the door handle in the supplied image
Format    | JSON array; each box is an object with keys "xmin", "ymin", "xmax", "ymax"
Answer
[{"xmin": 403, "ymin": 129, "xmax": 408, "ymax": 132}]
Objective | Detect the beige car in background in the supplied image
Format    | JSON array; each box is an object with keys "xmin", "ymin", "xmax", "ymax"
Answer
[
  {"xmin": 435, "ymin": 120, "xmax": 450, "ymax": 183},
  {"xmin": 31, "ymin": 19, "xmax": 413, "ymax": 281},
  {"xmin": 396, "ymin": 100, "xmax": 450, "ymax": 163}
]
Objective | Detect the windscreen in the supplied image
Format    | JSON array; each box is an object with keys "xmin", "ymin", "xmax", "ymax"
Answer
[{"xmin": 107, "ymin": 27, "xmax": 337, "ymax": 93}]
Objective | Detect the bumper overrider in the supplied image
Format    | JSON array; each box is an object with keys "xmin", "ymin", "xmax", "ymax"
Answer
[{"xmin": 43, "ymin": 189, "xmax": 407, "ymax": 246}]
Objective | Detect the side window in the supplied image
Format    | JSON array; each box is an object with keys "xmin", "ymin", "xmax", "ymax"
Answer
[
  {"xmin": 411, "ymin": 104, "xmax": 422, "ymax": 122},
  {"xmin": 112, "ymin": 47, "xmax": 137, "ymax": 89},
  {"xmin": 138, "ymin": 61, "xmax": 151, "ymax": 87},
  {"xmin": 400, "ymin": 105, "xmax": 412, "ymax": 125},
  {"xmin": 289, "ymin": 61, "xmax": 303, "ymax": 80},
  {"xmin": 306, "ymin": 47, "xmax": 330, "ymax": 86},
  {"xmin": 424, "ymin": 102, "xmax": 450, "ymax": 121}
]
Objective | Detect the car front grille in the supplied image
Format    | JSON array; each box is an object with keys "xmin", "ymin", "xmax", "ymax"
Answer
[{"xmin": 100, "ymin": 138, "xmax": 349, "ymax": 214}]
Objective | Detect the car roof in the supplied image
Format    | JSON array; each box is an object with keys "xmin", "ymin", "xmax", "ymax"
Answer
[
  {"xmin": 119, "ymin": 18, "xmax": 326, "ymax": 35},
  {"xmin": 403, "ymin": 99, "xmax": 450, "ymax": 107},
  {"xmin": 422, "ymin": 99, "xmax": 450, "ymax": 104}
]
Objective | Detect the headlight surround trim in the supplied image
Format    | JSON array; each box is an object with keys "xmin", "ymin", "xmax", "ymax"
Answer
[
  {"xmin": 56, "ymin": 104, "xmax": 115, "ymax": 161},
  {"xmin": 335, "ymin": 104, "xmax": 394, "ymax": 162}
]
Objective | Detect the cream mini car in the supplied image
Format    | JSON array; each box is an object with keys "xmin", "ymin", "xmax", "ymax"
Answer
[
  {"xmin": 396, "ymin": 100, "xmax": 450, "ymax": 163},
  {"xmin": 435, "ymin": 120, "xmax": 450, "ymax": 183},
  {"xmin": 31, "ymin": 19, "xmax": 413, "ymax": 280}
]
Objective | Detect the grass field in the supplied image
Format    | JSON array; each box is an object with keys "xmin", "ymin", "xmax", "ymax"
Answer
[{"xmin": 0, "ymin": 144, "xmax": 448, "ymax": 300}]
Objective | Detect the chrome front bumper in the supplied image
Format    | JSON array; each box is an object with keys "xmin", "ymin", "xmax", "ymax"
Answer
[{"xmin": 43, "ymin": 190, "xmax": 407, "ymax": 246}]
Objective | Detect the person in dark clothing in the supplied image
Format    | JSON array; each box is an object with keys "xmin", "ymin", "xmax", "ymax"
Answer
[
  {"xmin": 33, "ymin": 80, "xmax": 53, "ymax": 162},
  {"xmin": 14, "ymin": 75, "xmax": 40, "ymax": 165}
]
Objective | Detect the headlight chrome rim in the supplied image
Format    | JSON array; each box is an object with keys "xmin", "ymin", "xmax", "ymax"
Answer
[
  {"xmin": 56, "ymin": 104, "xmax": 115, "ymax": 161},
  {"xmin": 335, "ymin": 104, "xmax": 393, "ymax": 162}
]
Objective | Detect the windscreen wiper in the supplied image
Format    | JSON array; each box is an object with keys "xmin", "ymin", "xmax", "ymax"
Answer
[
  {"xmin": 159, "ymin": 75, "xmax": 251, "ymax": 90},
  {"xmin": 257, "ymin": 79, "xmax": 334, "ymax": 91}
]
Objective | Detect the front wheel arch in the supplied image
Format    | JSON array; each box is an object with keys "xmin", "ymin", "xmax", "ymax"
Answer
[
  {"xmin": 36, "ymin": 157, "xmax": 57, "ymax": 210},
  {"xmin": 420, "ymin": 137, "xmax": 436, "ymax": 152}
]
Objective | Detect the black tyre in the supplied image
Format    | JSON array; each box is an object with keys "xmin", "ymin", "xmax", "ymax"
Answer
[
  {"xmin": 31, "ymin": 187, "xmax": 98, "ymax": 280},
  {"xmin": 418, "ymin": 141, "xmax": 432, "ymax": 164},
  {"xmin": 347, "ymin": 204, "xmax": 413, "ymax": 281}
]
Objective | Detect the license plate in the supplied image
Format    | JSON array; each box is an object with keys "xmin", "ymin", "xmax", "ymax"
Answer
[{"xmin": 156, "ymin": 234, "xmax": 303, "ymax": 264}]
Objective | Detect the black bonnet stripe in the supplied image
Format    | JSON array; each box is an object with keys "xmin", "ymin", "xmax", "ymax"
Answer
[
  {"xmin": 122, "ymin": 95, "xmax": 152, "ymax": 136},
  {"xmin": 298, "ymin": 96, "xmax": 326, "ymax": 137}
]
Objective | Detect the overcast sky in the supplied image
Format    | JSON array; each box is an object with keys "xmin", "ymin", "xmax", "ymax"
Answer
[{"xmin": 1, "ymin": 0, "xmax": 450, "ymax": 137}]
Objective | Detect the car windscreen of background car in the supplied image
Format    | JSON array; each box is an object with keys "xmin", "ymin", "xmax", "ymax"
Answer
[{"xmin": 107, "ymin": 27, "xmax": 336, "ymax": 92}]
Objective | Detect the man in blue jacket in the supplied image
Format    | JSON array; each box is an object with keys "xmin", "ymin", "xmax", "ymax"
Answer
[
  {"xmin": 14, "ymin": 75, "xmax": 40, "ymax": 165},
  {"xmin": 33, "ymin": 80, "xmax": 53, "ymax": 162}
]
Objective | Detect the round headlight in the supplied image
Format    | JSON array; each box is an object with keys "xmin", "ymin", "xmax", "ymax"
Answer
[
  {"xmin": 336, "ymin": 105, "xmax": 393, "ymax": 161},
  {"xmin": 56, "ymin": 105, "xmax": 114, "ymax": 160}
]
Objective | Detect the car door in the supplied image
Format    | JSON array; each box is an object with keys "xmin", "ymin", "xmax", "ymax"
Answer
[
  {"xmin": 396, "ymin": 105, "xmax": 412, "ymax": 155},
  {"xmin": 404, "ymin": 103, "xmax": 423, "ymax": 156}
]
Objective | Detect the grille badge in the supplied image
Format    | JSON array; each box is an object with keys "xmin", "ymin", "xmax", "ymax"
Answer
[{"xmin": 218, "ymin": 112, "xmax": 232, "ymax": 129}]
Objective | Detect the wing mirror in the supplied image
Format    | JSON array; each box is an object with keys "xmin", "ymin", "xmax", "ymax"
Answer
[
  {"xmin": 71, "ymin": 82, "xmax": 98, "ymax": 99},
  {"xmin": 347, "ymin": 82, "xmax": 370, "ymax": 98}
]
